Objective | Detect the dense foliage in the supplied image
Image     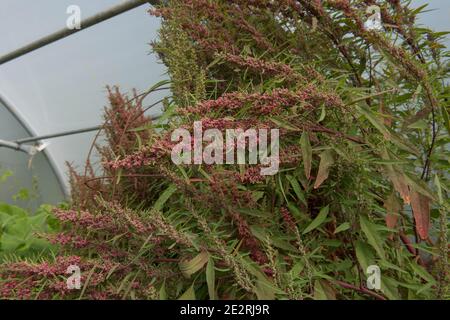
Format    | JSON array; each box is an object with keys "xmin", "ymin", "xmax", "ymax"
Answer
[
  {"xmin": 0, "ymin": 0, "xmax": 448, "ymax": 300},
  {"xmin": 0, "ymin": 203, "xmax": 58, "ymax": 261}
]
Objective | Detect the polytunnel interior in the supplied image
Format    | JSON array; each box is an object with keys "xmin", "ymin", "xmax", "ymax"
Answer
[
  {"xmin": 0, "ymin": 0, "xmax": 447, "ymax": 210},
  {"xmin": 0, "ymin": 96, "xmax": 65, "ymax": 209},
  {"xmin": 0, "ymin": 0, "xmax": 166, "ymax": 209}
]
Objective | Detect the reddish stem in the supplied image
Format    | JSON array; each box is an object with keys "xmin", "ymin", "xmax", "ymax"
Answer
[{"xmin": 334, "ymin": 280, "xmax": 386, "ymax": 300}]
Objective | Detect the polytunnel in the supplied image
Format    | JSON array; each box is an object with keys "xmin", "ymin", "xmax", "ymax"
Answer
[
  {"xmin": 0, "ymin": 0, "xmax": 448, "ymax": 303},
  {"xmin": 0, "ymin": 0, "xmax": 166, "ymax": 208},
  {"xmin": 1, "ymin": 0, "xmax": 447, "ymax": 210},
  {"xmin": 0, "ymin": 93, "xmax": 65, "ymax": 208}
]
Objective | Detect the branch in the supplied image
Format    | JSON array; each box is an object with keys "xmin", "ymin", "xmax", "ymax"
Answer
[
  {"xmin": 333, "ymin": 280, "xmax": 387, "ymax": 300},
  {"xmin": 399, "ymin": 232, "xmax": 427, "ymax": 268}
]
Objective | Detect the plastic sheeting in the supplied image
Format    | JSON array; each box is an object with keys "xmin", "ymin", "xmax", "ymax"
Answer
[
  {"xmin": 0, "ymin": 95, "xmax": 65, "ymax": 209},
  {"xmin": 0, "ymin": 0, "xmax": 167, "ymax": 205}
]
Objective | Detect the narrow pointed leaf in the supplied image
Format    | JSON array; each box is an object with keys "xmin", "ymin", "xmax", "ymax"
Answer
[
  {"xmin": 206, "ymin": 258, "xmax": 216, "ymax": 300},
  {"xmin": 179, "ymin": 251, "xmax": 209, "ymax": 278},
  {"xmin": 286, "ymin": 175, "xmax": 307, "ymax": 206},
  {"xmin": 303, "ymin": 205, "xmax": 329, "ymax": 234},
  {"xmin": 358, "ymin": 105, "xmax": 391, "ymax": 139},
  {"xmin": 334, "ymin": 222, "xmax": 350, "ymax": 234},
  {"xmin": 153, "ymin": 184, "xmax": 177, "ymax": 211},
  {"xmin": 314, "ymin": 280, "xmax": 336, "ymax": 300},
  {"xmin": 178, "ymin": 283, "xmax": 196, "ymax": 300},
  {"xmin": 384, "ymin": 165, "xmax": 410, "ymax": 204},
  {"xmin": 410, "ymin": 191, "xmax": 430, "ymax": 240},
  {"xmin": 434, "ymin": 174, "xmax": 443, "ymax": 205},
  {"xmin": 360, "ymin": 215, "xmax": 385, "ymax": 259},
  {"xmin": 355, "ymin": 240, "xmax": 375, "ymax": 272},
  {"xmin": 314, "ymin": 150, "xmax": 334, "ymax": 189},
  {"xmin": 384, "ymin": 192, "xmax": 401, "ymax": 230},
  {"xmin": 300, "ymin": 132, "xmax": 312, "ymax": 179}
]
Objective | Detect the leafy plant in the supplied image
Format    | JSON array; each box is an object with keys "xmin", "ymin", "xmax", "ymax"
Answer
[
  {"xmin": 0, "ymin": 203, "xmax": 59, "ymax": 261},
  {"xmin": 0, "ymin": 0, "xmax": 448, "ymax": 300}
]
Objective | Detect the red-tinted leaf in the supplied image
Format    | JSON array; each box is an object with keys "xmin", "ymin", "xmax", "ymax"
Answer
[
  {"xmin": 410, "ymin": 191, "xmax": 430, "ymax": 240},
  {"xmin": 384, "ymin": 192, "xmax": 401, "ymax": 230},
  {"xmin": 314, "ymin": 150, "xmax": 334, "ymax": 189}
]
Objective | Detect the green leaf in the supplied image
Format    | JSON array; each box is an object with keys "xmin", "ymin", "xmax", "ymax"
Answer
[
  {"xmin": 381, "ymin": 277, "xmax": 399, "ymax": 300},
  {"xmin": 313, "ymin": 150, "xmax": 334, "ymax": 189},
  {"xmin": 287, "ymin": 203, "xmax": 308, "ymax": 221},
  {"xmin": 411, "ymin": 3, "xmax": 428, "ymax": 15},
  {"xmin": 289, "ymin": 261, "xmax": 305, "ymax": 280},
  {"xmin": 153, "ymin": 184, "xmax": 177, "ymax": 211},
  {"xmin": 300, "ymin": 132, "xmax": 312, "ymax": 179},
  {"xmin": 270, "ymin": 117, "xmax": 299, "ymax": 131},
  {"xmin": 302, "ymin": 205, "xmax": 329, "ymax": 234},
  {"xmin": 379, "ymin": 260, "xmax": 407, "ymax": 274},
  {"xmin": 255, "ymin": 279, "xmax": 276, "ymax": 300},
  {"xmin": 404, "ymin": 173, "xmax": 436, "ymax": 201},
  {"xmin": 159, "ymin": 281, "xmax": 167, "ymax": 300},
  {"xmin": 358, "ymin": 106, "xmax": 418, "ymax": 155},
  {"xmin": 206, "ymin": 258, "xmax": 216, "ymax": 300},
  {"xmin": 441, "ymin": 104, "xmax": 450, "ymax": 135},
  {"xmin": 179, "ymin": 251, "xmax": 209, "ymax": 278},
  {"xmin": 251, "ymin": 226, "xmax": 297, "ymax": 252},
  {"xmin": 145, "ymin": 79, "xmax": 171, "ymax": 94},
  {"xmin": 409, "ymin": 261, "xmax": 436, "ymax": 284},
  {"xmin": 0, "ymin": 203, "xmax": 28, "ymax": 217},
  {"xmin": 286, "ymin": 175, "xmax": 307, "ymax": 206},
  {"xmin": 156, "ymin": 99, "xmax": 177, "ymax": 125},
  {"xmin": 360, "ymin": 216, "xmax": 385, "ymax": 259},
  {"xmin": 241, "ymin": 258, "xmax": 285, "ymax": 299},
  {"xmin": 334, "ymin": 222, "xmax": 350, "ymax": 234},
  {"xmin": 407, "ymin": 119, "xmax": 427, "ymax": 130},
  {"xmin": 0, "ymin": 170, "xmax": 13, "ymax": 183},
  {"xmin": 314, "ymin": 280, "xmax": 336, "ymax": 300},
  {"xmin": 416, "ymin": 282, "xmax": 434, "ymax": 296},
  {"xmin": 1, "ymin": 233, "xmax": 24, "ymax": 251},
  {"xmin": 434, "ymin": 174, "xmax": 443, "ymax": 205},
  {"xmin": 357, "ymin": 105, "xmax": 391, "ymax": 139},
  {"xmin": 355, "ymin": 240, "xmax": 375, "ymax": 271},
  {"xmin": 318, "ymin": 104, "xmax": 326, "ymax": 122},
  {"xmin": 178, "ymin": 283, "xmax": 196, "ymax": 300}
]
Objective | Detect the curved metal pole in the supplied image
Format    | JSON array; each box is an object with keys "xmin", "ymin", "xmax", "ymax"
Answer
[
  {"xmin": 0, "ymin": 139, "xmax": 32, "ymax": 153},
  {"xmin": 16, "ymin": 125, "xmax": 102, "ymax": 144},
  {"xmin": 0, "ymin": 0, "xmax": 158, "ymax": 65},
  {"xmin": 14, "ymin": 113, "xmax": 160, "ymax": 145},
  {"xmin": 0, "ymin": 92, "xmax": 68, "ymax": 196}
]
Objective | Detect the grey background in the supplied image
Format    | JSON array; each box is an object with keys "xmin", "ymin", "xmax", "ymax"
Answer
[
  {"xmin": 0, "ymin": 97, "xmax": 65, "ymax": 209},
  {"xmin": 0, "ymin": 0, "xmax": 167, "ymax": 197},
  {"xmin": 0, "ymin": 0, "xmax": 448, "ymax": 205}
]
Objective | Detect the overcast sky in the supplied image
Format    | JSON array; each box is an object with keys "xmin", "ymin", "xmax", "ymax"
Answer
[{"xmin": 0, "ymin": 0, "xmax": 448, "ymax": 187}]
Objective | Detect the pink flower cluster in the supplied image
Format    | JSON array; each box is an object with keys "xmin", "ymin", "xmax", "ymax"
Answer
[
  {"xmin": 47, "ymin": 233, "xmax": 89, "ymax": 249},
  {"xmin": 104, "ymin": 138, "xmax": 174, "ymax": 170},
  {"xmin": 105, "ymin": 148, "xmax": 152, "ymax": 170},
  {"xmin": 53, "ymin": 208, "xmax": 115, "ymax": 230},
  {"xmin": 199, "ymin": 117, "xmax": 268, "ymax": 131},
  {"xmin": 0, "ymin": 255, "xmax": 126, "ymax": 299},
  {"xmin": 280, "ymin": 207, "xmax": 297, "ymax": 231},
  {"xmin": 223, "ymin": 53, "xmax": 298, "ymax": 79},
  {"xmin": 0, "ymin": 279, "xmax": 34, "ymax": 299},
  {"xmin": 235, "ymin": 166, "xmax": 266, "ymax": 184},
  {"xmin": 187, "ymin": 87, "xmax": 340, "ymax": 116},
  {"xmin": 105, "ymin": 201, "xmax": 155, "ymax": 235},
  {"xmin": 4, "ymin": 256, "xmax": 82, "ymax": 278}
]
